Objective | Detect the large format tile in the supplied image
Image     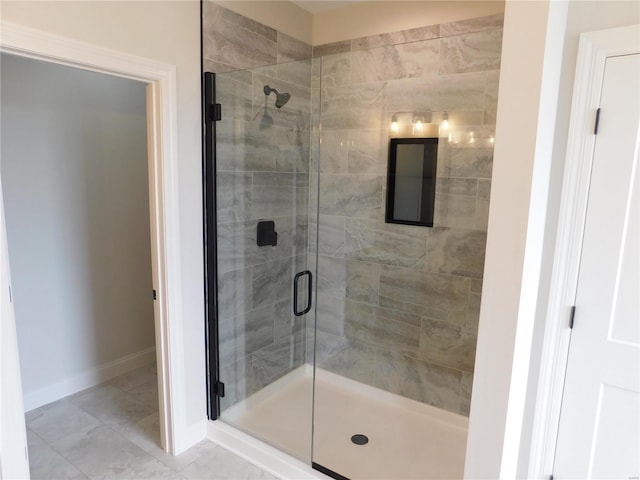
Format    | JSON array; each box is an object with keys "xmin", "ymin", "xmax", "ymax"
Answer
[
  {"xmin": 426, "ymin": 227, "xmax": 487, "ymax": 278},
  {"xmin": 419, "ymin": 317, "xmax": 477, "ymax": 372},
  {"xmin": 440, "ymin": 13, "xmax": 504, "ymax": 37},
  {"xmin": 313, "ymin": 40, "xmax": 351, "ymax": 58},
  {"xmin": 350, "ymin": 39, "xmax": 439, "ymax": 83},
  {"xmin": 439, "ymin": 28, "xmax": 503, "ymax": 75},
  {"xmin": 277, "ymin": 32, "xmax": 312, "ymax": 63},
  {"xmin": 181, "ymin": 443, "xmax": 278, "ymax": 480},
  {"xmin": 317, "ymin": 340, "xmax": 376, "ymax": 386},
  {"xmin": 26, "ymin": 400, "xmax": 102, "ymax": 444},
  {"xmin": 50, "ymin": 424, "xmax": 154, "ymax": 479},
  {"xmin": 27, "ymin": 429, "xmax": 88, "ymax": 480},
  {"xmin": 216, "ymin": 172, "xmax": 252, "ymax": 223},
  {"xmin": 347, "ymin": 129, "xmax": 387, "ymax": 175},
  {"xmin": 373, "ymin": 350, "xmax": 462, "ymax": 413},
  {"xmin": 379, "ymin": 265, "xmax": 470, "ymax": 324},
  {"xmin": 108, "ymin": 364, "xmax": 157, "ymax": 393},
  {"xmin": 215, "ymin": 74, "xmax": 254, "ymax": 122},
  {"xmin": 317, "ymin": 255, "xmax": 347, "ymax": 299},
  {"xmin": 219, "ymin": 304, "xmax": 275, "ymax": 367},
  {"xmin": 202, "ymin": 2, "xmax": 277, "ymax": 70},
  {"xmin": 319, "ymin": 174, "xmax": 383, "ymax": 219},
  {"xmin": 320, "ymin": 129, "xmax": 349, "ymax": 173},
  {"xmin": 249, "ymin": 333, "xmax": 305, "ymax": 391},
  {"xmin": 218, "ymin": 267, "xmax": 252, "ymax": 320},
  {"xmin": 351, "ymin": 24, "xmax": 440, "ymax": 51},
  {"xmin": 321, "ymin": 82, "xmax": 387, "ymax": 130},
  {"xmin": 316, "ymin": 290, "xmax": 346, "ymax": 336},
  {"xmin": 387, "ymin": 72, "xmax": 485, "ymax": 112},
  {"xmin": 321, "ymin": 53, "xmax": 351, "ymax": 88},
  {"xmin": 437, "ymin": 142, "xmax": 494, "ymax": 179},
  {"xmin": 218, "ymin": 215, "xmax": 307, "ymax": 276},
  {"xmin": 345, "ymin": 259, "xmax": 379, "ymax": 305},
  {"xmin": 316, "ymin": 214, "xmax": 345, "ymax": 257},
  {"xmin": 217, "ymin": 220, "xmax": 276, "ymax": 275},
  {"xmin": 434, "ymin": 190, "xmax": 477, "ymax": 229},
  {"xmin": 69, "ymin": 385, "xmax": 155, "ymax": 427},
  {"xmin": 345, "ymin": 300, "xmax": 421, "ymax": 357},
  {"xmin": 344, "ymin": 218, "xmax": 427, "ymax": 268},
  {"xmin": 252, "ymin": 257, "xmax": 299, "ymax": 309}
]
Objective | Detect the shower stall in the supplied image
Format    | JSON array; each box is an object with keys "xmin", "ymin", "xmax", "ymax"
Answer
[{"xmin": 202, "ymin": 4, "xmax": 502, "ymax": 478}]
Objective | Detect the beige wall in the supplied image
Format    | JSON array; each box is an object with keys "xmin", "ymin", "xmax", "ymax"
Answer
[
  {"xmin": 215, "ymin": 0, "xmax": 505, "ymax": 46},
  {"xmin": 1, "ymin": 0, "xmax": 205, "ymax": 449},
  {"xmin": 466, "ymin": 0, "xmax": 640, "ymax": 477},
  {"xmin": 312, "ymin": 0, "xmax": 505, "ymax": 45}
]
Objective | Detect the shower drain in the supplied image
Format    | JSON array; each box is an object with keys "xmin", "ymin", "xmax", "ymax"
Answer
[{"xmin": 351, "ymin": 434, "xmax": 369, "ymax": 445}]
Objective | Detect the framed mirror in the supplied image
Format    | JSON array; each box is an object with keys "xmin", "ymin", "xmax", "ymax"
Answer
[{"xmin": 385, "ymin": 137, "xmax": 438, "ymax": 227}]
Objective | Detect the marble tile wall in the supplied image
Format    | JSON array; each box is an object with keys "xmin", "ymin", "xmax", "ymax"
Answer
[
  {"xmin": 202, "ymin": 2, "xmax": 314, "ymax": 412},
  {"xmin": 311, "ymin": 13, "xmax": 503, "ymax": 416}
]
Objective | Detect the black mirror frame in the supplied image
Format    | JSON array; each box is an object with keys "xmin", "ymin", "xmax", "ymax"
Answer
[{"xmin": 385, "ymin": 137, "xmax": 438, "ymax": 227}]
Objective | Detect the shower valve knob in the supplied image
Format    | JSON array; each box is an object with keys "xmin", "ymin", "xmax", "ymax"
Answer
[{"xmin": 257, "ymin": 220, "xmax": 278, "ymax": 247}]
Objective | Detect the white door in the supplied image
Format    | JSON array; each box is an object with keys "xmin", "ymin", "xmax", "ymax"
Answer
[
  {"xmin": 0, "ymin": 178, "xmax": 30, "ymax": 479},
  {"xmin": 553, "ymin": 53, "xmax": 640, "ymax": 479}
]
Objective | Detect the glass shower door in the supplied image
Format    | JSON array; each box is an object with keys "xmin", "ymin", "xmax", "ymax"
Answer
[{"xmin": 207, "ymin": 58, "xmax": 318, "ymax": 463}]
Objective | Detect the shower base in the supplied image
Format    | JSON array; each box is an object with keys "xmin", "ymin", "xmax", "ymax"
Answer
[{"xmin": 221, "ymin": 365, "xmax": 468, "ymax": 479}]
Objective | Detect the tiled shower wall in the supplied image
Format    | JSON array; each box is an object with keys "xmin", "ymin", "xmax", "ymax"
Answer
[
  {"xmin": 202, "ymin": 1, "xmax": 314, "ymax": 411},
  {"xmin": 311, "ymin": 13, "xmax": 503, "ymax": 416}
]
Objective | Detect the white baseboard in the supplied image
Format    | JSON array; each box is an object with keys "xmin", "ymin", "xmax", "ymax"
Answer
[{"xmin": 23, "ymin": 346, "xmax": 156, "ymax": 411}]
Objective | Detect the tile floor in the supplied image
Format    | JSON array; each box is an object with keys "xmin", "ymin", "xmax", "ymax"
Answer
[{"xmin": 26, "ymin": 363, "xmax": 277, "ymax": 480}]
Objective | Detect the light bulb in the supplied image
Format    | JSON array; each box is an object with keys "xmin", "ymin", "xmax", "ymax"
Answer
[
  {"xmin": 442, "ymin": 112, "xmax": 449, "ymax": 130},
  {"xmin": 391, "ymin": 115, "xmax": 399, "ymax": 134},
  {"xmin": 414, "ymin": 120, "xmax": 423, "ymax": 134}
]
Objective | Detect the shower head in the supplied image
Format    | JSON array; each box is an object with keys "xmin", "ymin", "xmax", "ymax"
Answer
[{"xmin": 263, "ymin": 85, "xmax": 291, "ymax": 109}]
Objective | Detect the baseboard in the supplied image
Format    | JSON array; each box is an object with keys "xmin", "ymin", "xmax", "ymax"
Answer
[
  {"xmin": 207, "ymin": 420, "xmax": 328, "ymax": 480},
  {"xmin": 23, "ymin": 346, "xmax": 156, "ymax": 411}
]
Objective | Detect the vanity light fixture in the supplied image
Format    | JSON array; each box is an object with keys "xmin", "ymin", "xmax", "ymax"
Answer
[
  {"xmin": 391, "ymin": 115, "xmax": 399, "ymax": 134},
  {"xmin": 412, "ymin": 114, "xmax": 424, "ymax": 134},
  {"xmin": 441, "ymin": 112, "xmax": 449, "ymax": 130}
]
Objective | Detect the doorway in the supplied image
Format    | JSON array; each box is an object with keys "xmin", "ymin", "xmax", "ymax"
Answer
[
  {"xmin": 0, "ymin": 22, "xmax": 183, "ymax": 474},
  {"xmin": 0, "ymin": 52, "xmax": 163, "ymax": 475}
]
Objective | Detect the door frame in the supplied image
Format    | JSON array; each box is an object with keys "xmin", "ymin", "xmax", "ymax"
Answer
[
  {"xmin": 527, "ymin": 23, "xmax": 640, "ymax": 478},
  {"xmin": 0, "ymin": 22, "xmax": 185, "ymax": 454}
]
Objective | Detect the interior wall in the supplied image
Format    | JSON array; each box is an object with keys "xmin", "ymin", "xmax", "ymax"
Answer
[
  {"xmin": 1, "ymin": 53, "xmax": 153, "ymax": 409},
  {"xmin": 312, "ymin": 0, "xmax": 505, "ymax": 46},
  {"xmin": 518, "ymin": 0, "xmax": 640, "ymax": 476},
  {"xmin": 0, "ymin": 0, "xmax": 205, "ymax": 445},
  {"xmin": 312, "ymin": 13, "xmax": 503, "ymax": 417},
  {"xmin": 466, "ymin": 0, "xmax": 640, "ymax": 477}
]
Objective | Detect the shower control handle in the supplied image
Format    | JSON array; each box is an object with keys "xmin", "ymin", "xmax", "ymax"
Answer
[{"xmin": 293, "ymin": 270, "xmax": 313, "ymax": 317}]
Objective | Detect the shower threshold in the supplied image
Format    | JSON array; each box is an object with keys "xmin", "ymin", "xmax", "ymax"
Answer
[{"xmin": 211, "ymin": 365, "xmax": 468, "ymax": 479}]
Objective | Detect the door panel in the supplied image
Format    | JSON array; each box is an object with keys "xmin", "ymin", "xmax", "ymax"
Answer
[
  {"xmin": 554, "ymin": 53, "xmax": 640, "ymax": 479},
  {"xmin": 206, "ymin": 59, "xmax": 318, "ymax": 463}
]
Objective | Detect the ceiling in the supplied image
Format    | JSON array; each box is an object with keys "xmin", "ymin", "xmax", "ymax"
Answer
[{"xmin": 290, "ymin": 1, "xmax": 366, "ymax": 14}]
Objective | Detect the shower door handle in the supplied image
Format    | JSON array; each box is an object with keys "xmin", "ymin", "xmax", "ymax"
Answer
[{"xmin": 293, "ymin": 270, "xmax": 313, "ymax": 317}]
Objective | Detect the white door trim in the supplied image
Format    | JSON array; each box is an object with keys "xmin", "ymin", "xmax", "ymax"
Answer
[
  {"xmin": 527, "ymin": 23, "xmax": 640, "ymax": 478},
  {"xmin": 0, "ymin": 21, "xmax": 186, "ymax": 454}
]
